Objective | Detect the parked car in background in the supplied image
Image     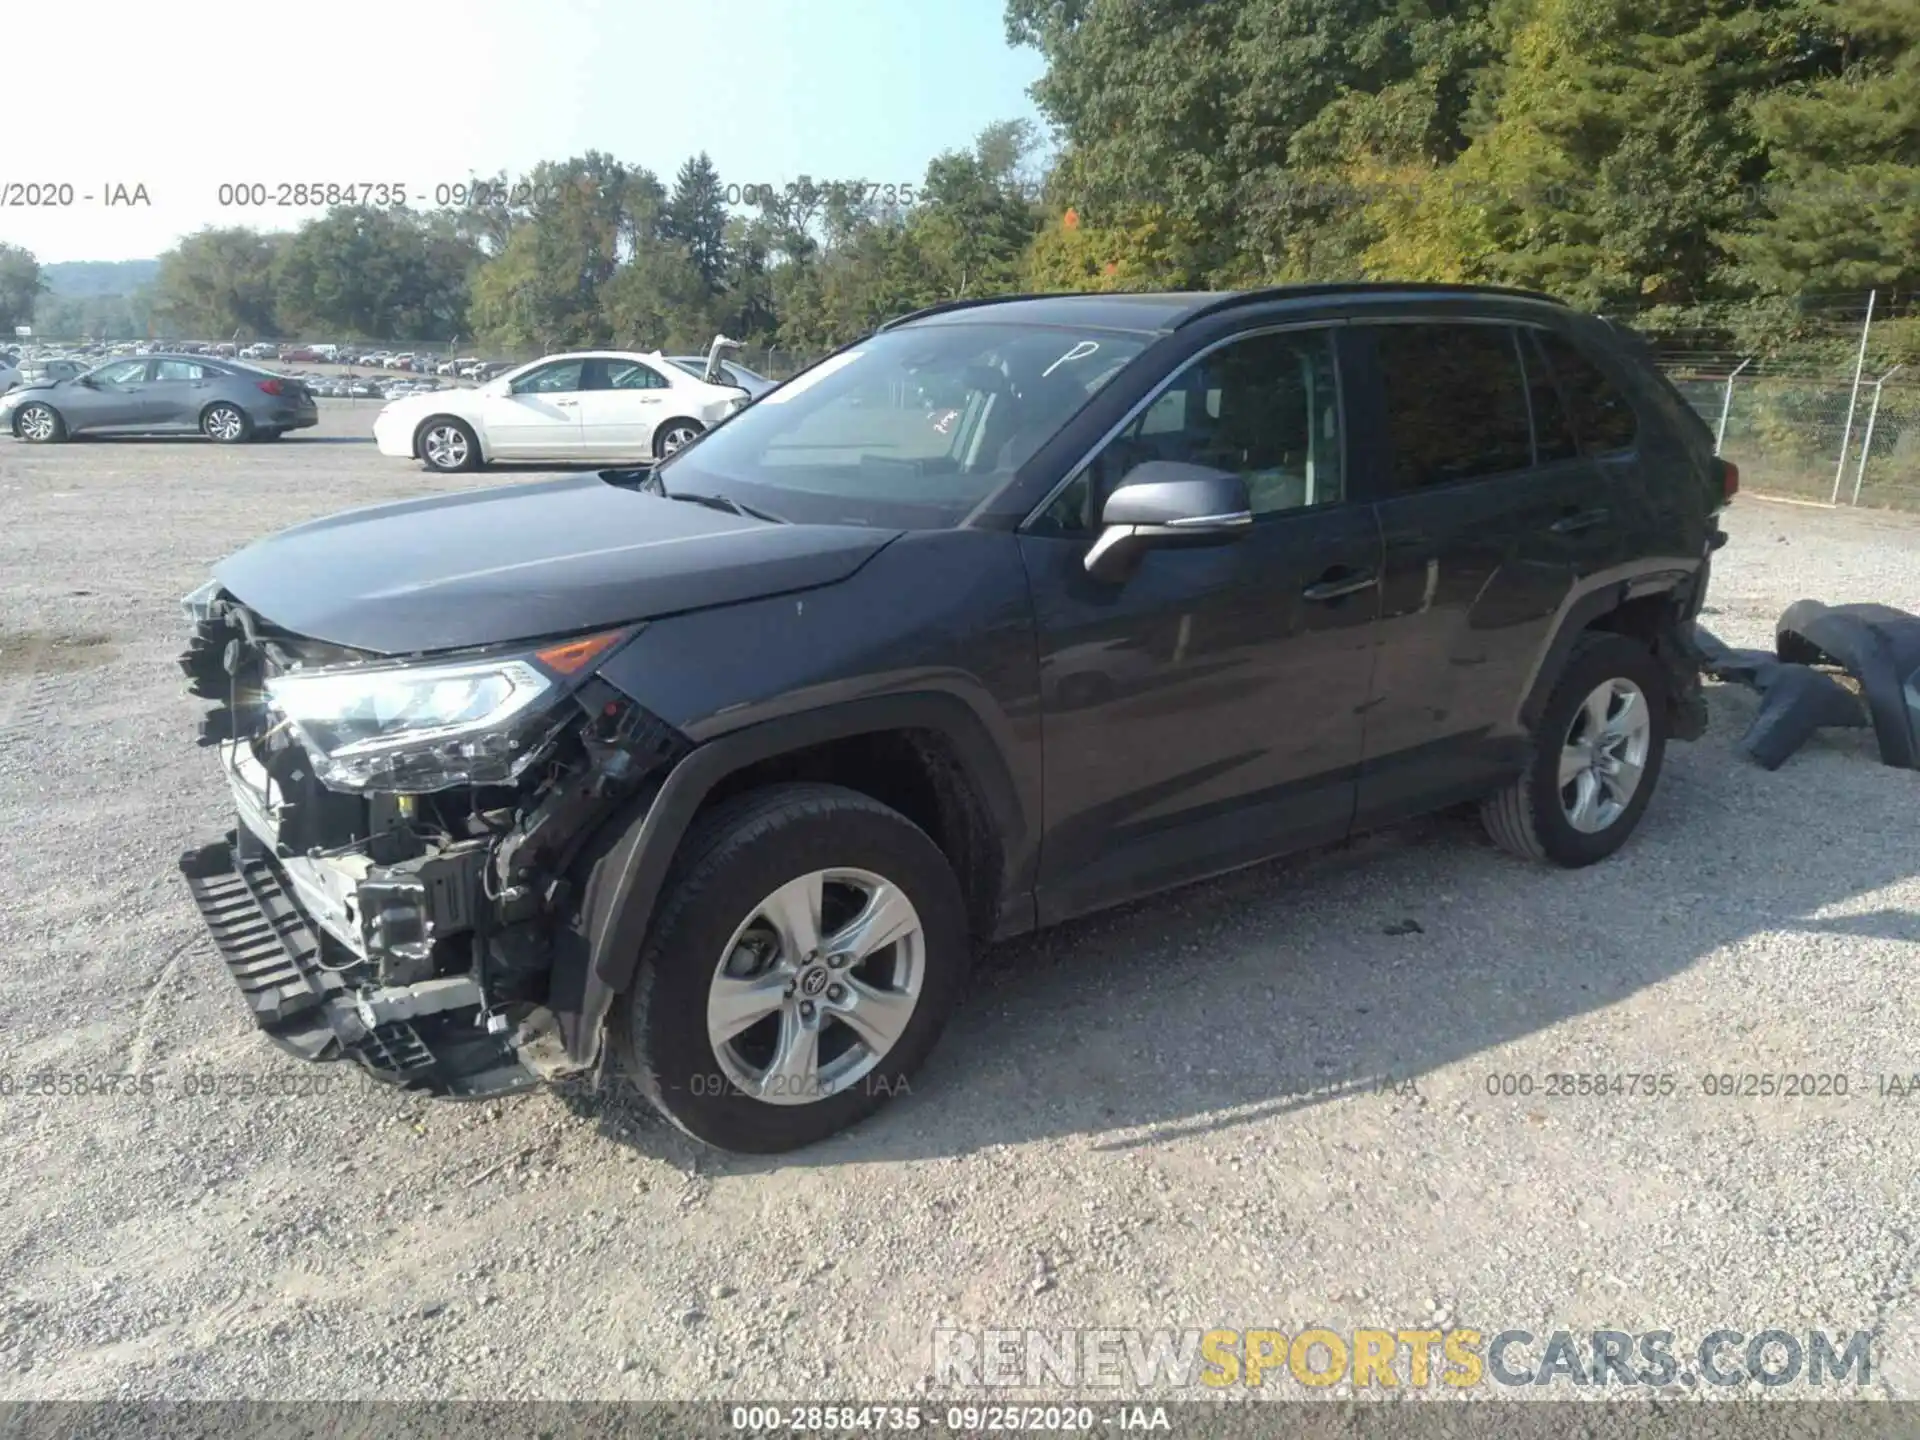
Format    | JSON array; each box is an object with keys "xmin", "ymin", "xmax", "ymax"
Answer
[
  {"xmin": 666, "ymin": 355, "xmax": 779, "ymax": 398},
  {"xmin": 8, "ymin": 357, "xmax": 91, "ymax": 392},
  {"xmin": 280, "ymin": 347, "xmax": 321, "ymax": 363},
  {"xmin": 373, "ymin": 349, "xmax": 750, "ymax": 471},
  {"xmin": 3, "ymin": 355, "xmax": 318, "ymax": 443}
]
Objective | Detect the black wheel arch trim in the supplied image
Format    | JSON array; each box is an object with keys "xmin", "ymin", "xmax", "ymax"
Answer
[
  {"xmin": 566, "ymin": 690, "xmax": 1036, "ymax": 1067},
  {"xmin": 1517, "ymin": 560, "xmax": 1707, "ymax": 738}
]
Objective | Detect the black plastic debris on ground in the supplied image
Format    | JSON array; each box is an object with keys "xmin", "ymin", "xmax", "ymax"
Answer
[{"xmin": 1695, "ymin": 600, "xmax": 1920, "ymax": 771}]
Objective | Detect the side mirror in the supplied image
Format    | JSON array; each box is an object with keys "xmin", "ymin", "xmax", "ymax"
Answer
[{"xmin": 1083, "ymin": 461, "xmax": 1252, "ymax": 581}]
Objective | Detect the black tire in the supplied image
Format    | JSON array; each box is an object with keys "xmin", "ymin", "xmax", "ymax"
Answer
[
  {"xmin": 653, "ymin": 417, "xmax": 704, "ymax": 459},
  {"xmin": 201, "ymin": 403, "xmax": 252, "ymax": 443},
  {"xmin": 14, "ymin": 403, "xmax": 66, "ymax": 443},
  {"xmin": 1482, "ymin": 631, "xmax": 1669, "ymax": 867},
  {"xmin": 415, "ymin": 415, "xmax": 480, "ymax": 472},
  {"xmin": 610, "ymin": 782, "xmax": 971, "ymax": 1153}
]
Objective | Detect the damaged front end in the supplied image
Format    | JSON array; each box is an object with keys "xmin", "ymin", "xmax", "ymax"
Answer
[{"xmin": 175, "ymin": 583, "xmax": 687, "ymax": 1096}]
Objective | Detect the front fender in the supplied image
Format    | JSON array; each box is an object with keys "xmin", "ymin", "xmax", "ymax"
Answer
[{"xmin": 567, "ymin": 529, "xmax": 1044, "ymax": 1064}]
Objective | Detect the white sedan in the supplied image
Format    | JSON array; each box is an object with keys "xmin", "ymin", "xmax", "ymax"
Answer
[{"xmin": 373, "ymin": 350, "xmax": 748, "ymax": 472}]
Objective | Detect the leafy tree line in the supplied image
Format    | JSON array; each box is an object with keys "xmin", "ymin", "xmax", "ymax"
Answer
[{"xmin": 15, "ymin": 0, "xmax": 1919, "ymax": 370}]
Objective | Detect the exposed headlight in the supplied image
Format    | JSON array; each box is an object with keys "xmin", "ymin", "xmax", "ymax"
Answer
[{"xmin": 265, "ymin": 655, "xmax": 560, "ymax": 793}]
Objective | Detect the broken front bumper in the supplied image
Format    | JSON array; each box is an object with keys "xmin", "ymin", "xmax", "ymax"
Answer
[{"xmin": 177, "ymin": 830, "xmax": 542, "ymax": 1099}]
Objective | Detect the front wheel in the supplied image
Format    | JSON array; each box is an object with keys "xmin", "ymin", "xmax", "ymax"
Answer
[
  {"xmin": 417, "ymin": 416, "xmax": 479, "ymax": 472},
  {"xmin": 15, "ymin": 403, "xmax": 65, "ymax": 442},
  {"xmin": 202, "ymin": 403, "xmax": 252, "ymax": 443},
  {"xmin": 1482, "ymin": 632, "xmax": 1669, "ymax": 867},
  {"xmin": 612, "ymin": 783, "xmax": 971, "ymax": 1153}
]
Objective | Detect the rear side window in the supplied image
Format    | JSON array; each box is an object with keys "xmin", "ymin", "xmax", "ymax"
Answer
[
  {"xmin": 1521, "ymin": 332, "xmax": 1580, "ymax": 463},
  {"xmin": 1535, "ymin": 331, "xmax": 1637, "ymax": 454},
  {"xmin": 1374, "ymin": 323, "xmax": 1533, "ymax": 491}
]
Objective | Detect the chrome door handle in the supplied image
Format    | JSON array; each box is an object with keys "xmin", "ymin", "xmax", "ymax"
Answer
[
  {"xmin": 1549, "ymin": 507, "xmax": 1609, "ymax": 534},
  {"xmin": 554, "ymin": 399, "xmax": 579, "ymax": 407},
  {"xmin": 1302, "ymin": 569, "xmax": 1379, "ymax": 602}
]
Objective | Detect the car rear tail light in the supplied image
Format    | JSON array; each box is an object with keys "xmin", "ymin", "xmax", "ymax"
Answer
[
  {"xmin": 257, "ymin": 379, "xmax": 284, "ymax": 396},
  {"xmin": 1721, "ymin": 458, "xmax": 1739, "ymax": 501}
]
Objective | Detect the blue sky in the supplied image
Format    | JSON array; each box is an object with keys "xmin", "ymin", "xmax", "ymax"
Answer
[{"xmin": 4, "ymin": 0, "xmax": 1047, "ymax": 263}]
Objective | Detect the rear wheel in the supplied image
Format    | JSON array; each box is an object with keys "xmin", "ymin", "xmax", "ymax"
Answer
[
  {"xmin": 1482, "ymin": 632, "xmax": 1669, "ymax": 867},
  {"xmin": 15, "ymin": 403, "xmax": 65, "ymax": 442},
  {"xmin": 611, "ymin": 782, "xmax": 971, "ymax": 1153},
  {"xmin": 654, "ymin": 418, "xmax": 703, "ymax": 458},
  {"xmin": 202, "ymin": 403, "xmax": 251, "ymax": 443},
  {"xmin": 418, "ymin": 416, "xmax": 479, "ymax": 472}
]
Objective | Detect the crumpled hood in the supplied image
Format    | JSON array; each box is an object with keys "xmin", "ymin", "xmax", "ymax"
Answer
[{"xmin": 214, "ymin": 473, "xmax": 901, "ymax": 654}]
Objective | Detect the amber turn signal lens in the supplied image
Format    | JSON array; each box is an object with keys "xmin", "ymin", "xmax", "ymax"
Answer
[{"xmin": 534, "ymin": 629, "xmax": 624, "ymax": 675}]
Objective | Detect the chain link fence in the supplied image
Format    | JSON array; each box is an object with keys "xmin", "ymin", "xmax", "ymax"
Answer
[{"xmin": 1665, "ymin": 368, "xmax": 1920, "ymax": 510}]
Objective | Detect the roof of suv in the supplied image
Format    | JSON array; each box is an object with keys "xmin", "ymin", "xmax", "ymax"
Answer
[{"xmin": 881, "ymin": 283, "xmax": 1568, "ymax": 336}]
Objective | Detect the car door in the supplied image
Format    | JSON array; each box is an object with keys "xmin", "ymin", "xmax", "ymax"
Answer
[
  {"xmin": 576, "ymin": 357, "xmax": 670, "ymax": 457},
  {"xmin": 1349, "ymin": 319, "xmax": 1636, "ymax": 827},
  {"xmin": 71, "ymin": 358, "xmax": 156, "ymax": 432},
  {"xmin": 1017, "ymin": 324, "xmax": 1385, "ymax": 923},
  {"xmin": 480, "ymin": 358, "xmax": 587, "ymax": 458},
  {"xmin": 146, "ymin": 358, "xmax": 215, "ymax": 429}
]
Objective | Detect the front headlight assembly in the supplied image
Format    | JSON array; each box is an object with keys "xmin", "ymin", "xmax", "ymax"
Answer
[{"xmin": 263, "ymin": 630, "xmax": 625, "ymax": 793}]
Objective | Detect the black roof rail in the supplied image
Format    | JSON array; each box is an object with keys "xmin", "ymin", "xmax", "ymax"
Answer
[
  {"xmin": 1176, "ymin": 281, "xmax": 1568, "ymax": 326},
  {"xmin": 876, "ymin": 294, "xmax": 1066, "ymax": 331}
]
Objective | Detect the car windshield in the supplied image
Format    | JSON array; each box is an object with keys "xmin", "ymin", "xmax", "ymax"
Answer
[{"xmin": 653, "ymin": 322, "xmax": 1147, "ymax": 527}]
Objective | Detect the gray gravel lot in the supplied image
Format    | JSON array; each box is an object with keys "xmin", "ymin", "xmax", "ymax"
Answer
[{"xmin": 0, "ymin": 411, "xmax": 1915, "ymax": 1404}]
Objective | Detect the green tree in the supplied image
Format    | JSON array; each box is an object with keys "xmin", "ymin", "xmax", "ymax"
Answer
[
  {"xmin": 275, "ymin": 206, "xmax": 480, "ymax": 340},
  {"xmin": 1731, "ymin": 0, "xmax": 1920, "ymax": 294},
  {"xmin": 662, "ymin": 153, "xmax": 732, "ymax": 294},
  {"xmin": 0, "ymin": 244, "xmax": 45, "ymax": 334},
  {"xmin": 152, "ymin": 228, "xmax": 281, "ymax": 338},
  {"xmin": 1370, "ymin": 0, "xmax": 1814, "ymax": 306},
  {"xmin": 468, "ymin": 153, "xmax": 664, "ymax": 351},
  {"xmin": 1006, "ymin": 0, "xmax": 1491, "ymax": 278}
]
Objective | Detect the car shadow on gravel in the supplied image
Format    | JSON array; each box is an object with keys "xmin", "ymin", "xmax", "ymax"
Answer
[{"xmin": 556, "ymin": 680, "xmax": 1920, "ymax": 1172}]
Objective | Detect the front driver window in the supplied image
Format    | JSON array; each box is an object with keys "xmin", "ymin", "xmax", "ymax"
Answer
[
  {"xmin": 512, "ymin": 360, "xmax": 585, "ymax": 395},
  {"xmin": 94, "ymin": 360, "xmax": 147, "ymax": 385},
  {"xmin": 1039, "ymin": 328, "xmax": 1344, "ymax": 534}
]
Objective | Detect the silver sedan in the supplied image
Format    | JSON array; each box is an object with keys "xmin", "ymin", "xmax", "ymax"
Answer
[{"xmin": 2, "ymin": 355, "xmax": 319, "ymax": 443}]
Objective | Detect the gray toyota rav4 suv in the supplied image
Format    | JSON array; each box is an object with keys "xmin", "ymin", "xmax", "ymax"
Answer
[{"xmin": 178, "ymin": 284, "xmax": 1734, "ymax": 1152}]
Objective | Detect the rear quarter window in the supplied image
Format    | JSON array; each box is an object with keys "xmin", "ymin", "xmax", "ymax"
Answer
[{"xmin": 1535, "ymin": 330, "xmax": 1638, "ymax": 455}]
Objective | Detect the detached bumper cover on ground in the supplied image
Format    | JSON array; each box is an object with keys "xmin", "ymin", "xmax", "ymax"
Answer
[{"xmin": 1696, "ymin": 599, "xmax": 1920, "ymax": 770}]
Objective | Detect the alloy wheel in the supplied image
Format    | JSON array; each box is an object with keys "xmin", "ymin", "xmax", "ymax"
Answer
[
  {"xmin": 18, "ymin": 406, "xmax": 56, "ymax": 442},
  {"xmin": 205, "ymin": 406, "xmax": 245, "ymax": 441},
  {"xmin": 423, "ymin": 424, "xmax": 469, "ymax": 469},
  {"xmin": 660, "ymin": 424, "xmax": 700, "ymax": 456},
  {"xmin": 706, "ymin": 868, "xmax": 925, "ymax": 1105},
  {"xmin": 1558, "ymin": 678, "xmax": 1651, "ymax": 833}
]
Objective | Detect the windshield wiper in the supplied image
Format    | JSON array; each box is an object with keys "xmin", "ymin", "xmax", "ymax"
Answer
[{"xmin": 661, "ymin": 487, "xmax": 788, "ymax": 524}]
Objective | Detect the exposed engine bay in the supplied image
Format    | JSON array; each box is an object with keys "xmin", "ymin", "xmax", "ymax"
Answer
[{"xmin": 176, "ymin": 588, "xmax": 688, "ymax": 1095}]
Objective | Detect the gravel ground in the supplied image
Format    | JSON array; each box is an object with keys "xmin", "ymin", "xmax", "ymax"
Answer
[{"xmin": 0, "ymin": 411, "xmax": 1915, "ymax": 1404}]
